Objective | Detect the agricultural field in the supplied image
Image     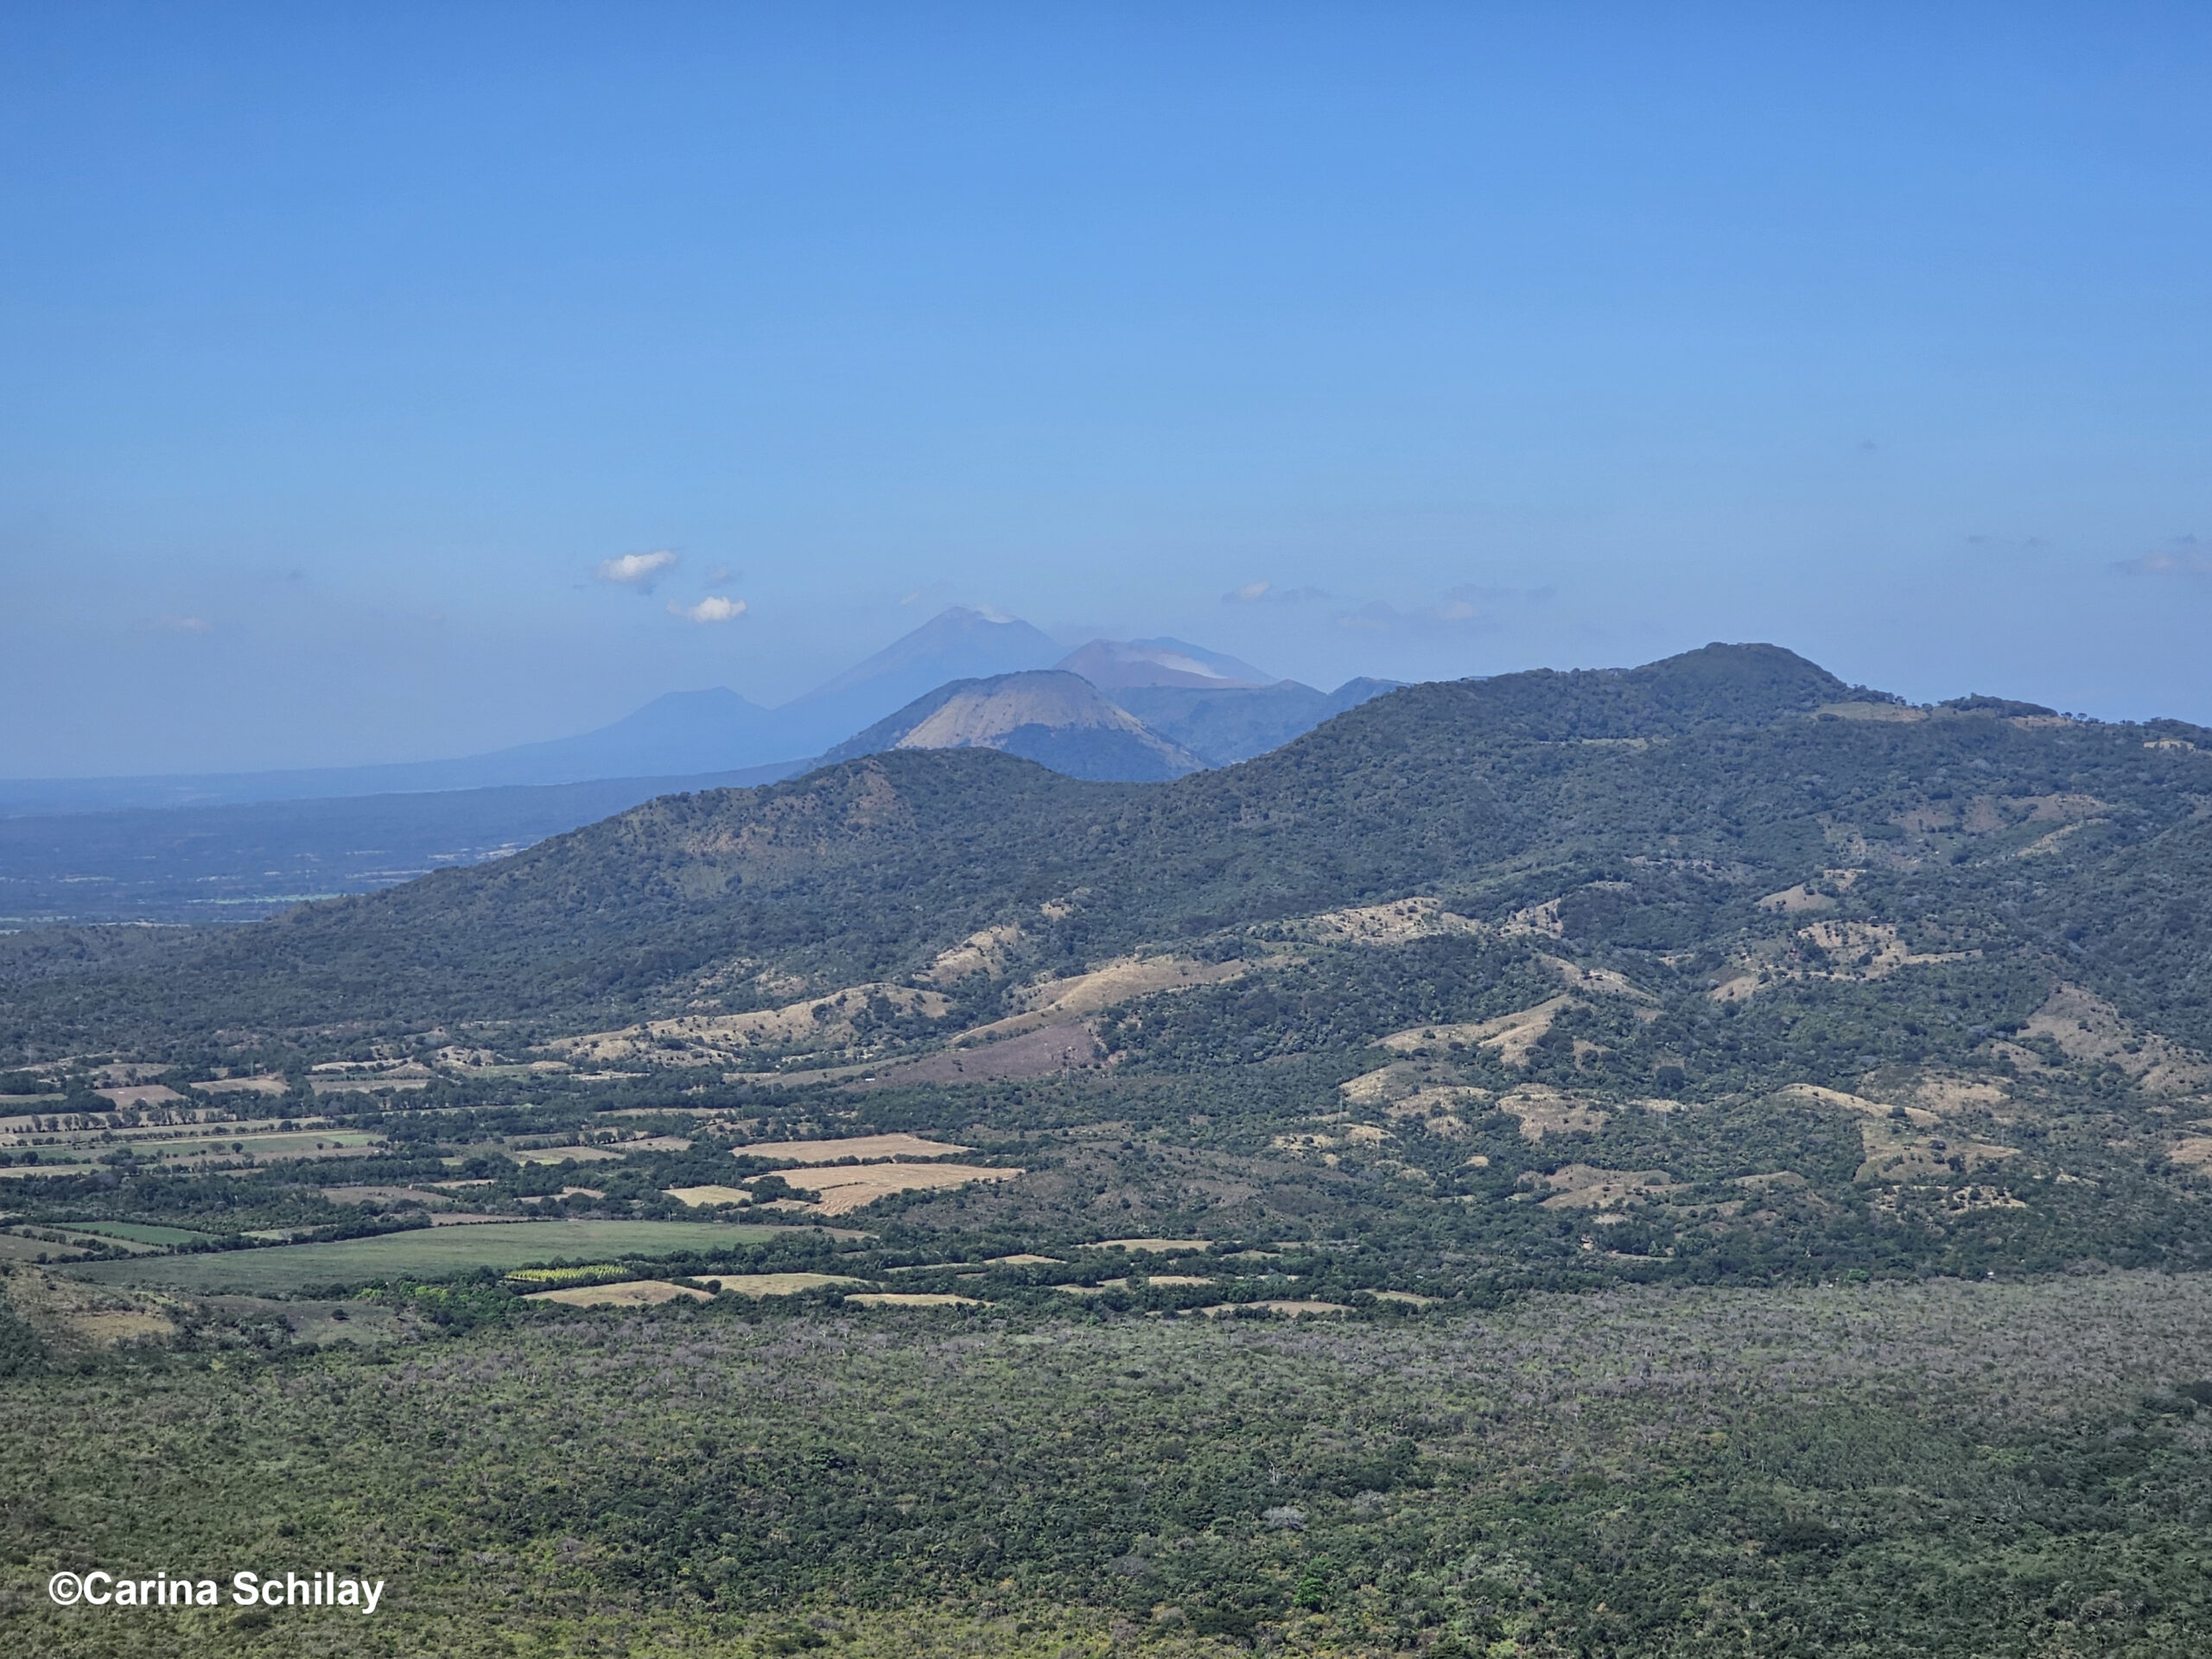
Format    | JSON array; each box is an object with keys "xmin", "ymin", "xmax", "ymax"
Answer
[
  {"xmin": 66, "ymin": 1221, "xmax": 214, "ymax": 1245},
  {"xmin": 771, "ymin": 1159, "xmax": 1027, "ymax": 1215},
  {"xmin": 58, "ymin": 1219, "xmax": 798, "ymax": 1294}
]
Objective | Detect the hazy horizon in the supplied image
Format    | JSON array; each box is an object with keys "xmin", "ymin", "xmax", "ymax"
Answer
[{"xmin": 5, "ymin": 4, "xmax": 2208, "ymax": 775}]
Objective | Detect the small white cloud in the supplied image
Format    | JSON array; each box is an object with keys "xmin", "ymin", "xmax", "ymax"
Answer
[
  {"xmin": 153, "ymin": 613, "xmax": 211, "ymax": 633},
  {"xmin": 1224, "ymin": 581, "xmax": 1272, "ymax": 603},
  {"xmin": 596, "ymin": 550, "xmax": 678, "ymax": 588},
  {"xmin": 670, "ymin": 595, "xmax": 747, "ymax": 624},
  {"xmin": 705, "ymin": 564, "xmax": 739, "ymax": 588},
  {"xmin": 2119, "ymin": 544, "xmax": 2211, "ymax": 577}
]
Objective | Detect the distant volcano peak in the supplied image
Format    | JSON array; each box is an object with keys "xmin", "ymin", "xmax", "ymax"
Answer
[
  {"xmin": 821, "ymin": 670, "xmax": 1202, "ymax": 782},
  {"xmin": 1054, "ymin": 637, "xmax": 1276, "ymax": 690}
]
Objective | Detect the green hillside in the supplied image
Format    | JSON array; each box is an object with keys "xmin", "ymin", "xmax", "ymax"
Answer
[{"xmin": 6, "ymin": 641, "xmax": 2207, "ymax": 1054}]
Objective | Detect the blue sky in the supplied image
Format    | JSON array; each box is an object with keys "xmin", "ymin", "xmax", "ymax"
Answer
[{"xmin": 3, "ymin": 3, "xmax": 2208, "ymax": 773}]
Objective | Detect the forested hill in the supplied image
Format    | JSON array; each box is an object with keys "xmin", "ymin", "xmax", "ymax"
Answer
[{"xmin": 4, "ymin": 641, "xmax": 2209, "ymax": 1061}]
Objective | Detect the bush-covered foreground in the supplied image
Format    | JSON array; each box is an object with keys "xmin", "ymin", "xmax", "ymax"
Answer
[{"xmin": 6, "ymin": 1274, "xmax": 2212, "ymax": 1657}]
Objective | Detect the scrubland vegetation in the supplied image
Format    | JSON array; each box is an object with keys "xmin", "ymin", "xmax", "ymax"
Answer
[{"xmin": 9, "ymin": 1274, "xmax": 2212, "ymax": 1656}]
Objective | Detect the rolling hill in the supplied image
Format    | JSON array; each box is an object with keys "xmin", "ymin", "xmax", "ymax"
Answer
[{"xmin": 11, "ymin": 640, "xmax": 2210, "ymax": 1077}]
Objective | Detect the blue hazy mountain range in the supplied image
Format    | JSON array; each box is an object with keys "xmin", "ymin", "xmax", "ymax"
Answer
[
  {"xmin": 0, "ymin": 607, "xmax": 1388, "ymax": 816},
  {"xmin": 0, "ymin": 608, "xmax": 1400, "ymax": 924}
]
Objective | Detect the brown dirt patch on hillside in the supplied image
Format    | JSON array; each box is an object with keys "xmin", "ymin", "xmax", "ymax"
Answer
[{"xmin": 849, "ymin": 1021, "xmax": 1104, "ymax": 1090}]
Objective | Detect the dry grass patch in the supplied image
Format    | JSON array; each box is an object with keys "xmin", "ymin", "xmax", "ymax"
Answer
[
  {"xmin": 1338, "ymin": 1060, "xmax": 1423, "ymax": 1107},
  {"xmin": 1526, "ymin": 1164, "xmax": 1685, "ymax": 1211},
  {"xmin": 1275, "ymin": 897, "xmax": 1484, "ymax": 946},
  {"xmin": 846, "ymin": 1293, "xmax": 981, "ymax": 1308},
  {"xmin": 924, "ymin": 923, "xmax": 1028, "ymax": 984},
  {"xmin": 1497, "ymin": 1086, "xmax": 1610, "ymax": 1141},
  {"xmin": 1503, "ymin": 898, "xmax": 1565, "ymax": 938},
  {"xmin": 955, "ymin": 955, "xmax": 1249, "ymax": 1047},
  {"xmin": 1383, "ymin": 1086, "xmax": 1484, "ymax": 1136},
  {"xmin": 778, "ymin": 1161, "xmax": 1024, "ymax": 1216},
  {"xmin": 1380, "ymin": 996, "xmax": 1573, "ymax": 1067},
  {"xmin": 1758, "ymin": 885, "xmax": 1834, "ymax": 914},
  {"xmin": 526, "ymin": 1280, "xmax": 711, "ymax": 1308},
  {"xmin": 1540, "ymin": 955, "xmax": 1656, "ymax": 1002},
  {"xmin": 1900, "ymin": 1074, "xmax": 2012, "ymax": 1115},
  {"xmin": 552, "ymin": 982, "xmax": 956, "ymax": 1066},
  {"xmin": 1199, "ymin": 1300, "xmax": 1351, "ymax": 1319},
  {"xmin": 2167, "ymin": 1137, "xmax": 2212, "ymax": 1171},
  {"xmin": 1853, "ymin": 1124, "xmax": 2019, "ymax": 1184},
  {"xmin": 1734, "ymin": 1171, "xmax": 1809, "ymax": 1193},
  {"xmin": 665, "ymin": 1185, "xmax": 754, "ymax": 1208},
  {"xmin": 2024, "ymin": 985, "xmax": 2212, "ymax": 1094},
  {"xmin": 1776, "ymin": 1082, "xmax": 2021, "ymax": 1179},
  {"xmin": 1778, "ymin": 1083, "xmax": 1939, "ymax": 1128},
  {"xmin": 1712, "ymin": 922, "xmax": 1973, "ymax": 1002}
]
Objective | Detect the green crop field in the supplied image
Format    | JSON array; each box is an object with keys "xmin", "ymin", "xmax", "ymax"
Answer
[
  {"xmin": 66, "ymin": 1221, "xmax": 213, "ymax": 1245},
  {"xmin": 59, "ymin": 1219, "xmax": 798, "ymax": 1293}
]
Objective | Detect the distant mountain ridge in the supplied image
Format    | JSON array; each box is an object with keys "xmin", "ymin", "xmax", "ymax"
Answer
[
  {"xmin": 0, "ymin": 640, "xmax": 2004, "ymax": 1034},
  {"xmin": 0, "ymin": 606, "xmax": 1386, "ymax": 814},
  {"xmin": 0, "ymin": 606, "xmax": 1061, "ymax": 816},
  {"xmin": 1052, "ymin": 637, "xmax": 1276, "ymax": 690},
  {"xmin": 1109, "ymin": 677, "xmax": 1400, "ymax": 766}
]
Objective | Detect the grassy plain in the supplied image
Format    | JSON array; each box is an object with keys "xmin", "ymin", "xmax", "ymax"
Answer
[{"xmin": 59, "ymin": 1219, "xmax": 795, "ymax": 1294}]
